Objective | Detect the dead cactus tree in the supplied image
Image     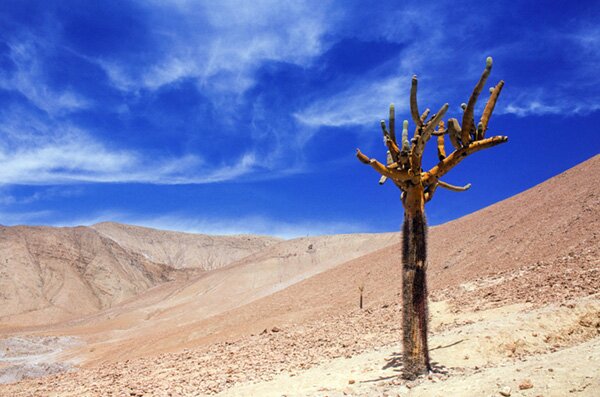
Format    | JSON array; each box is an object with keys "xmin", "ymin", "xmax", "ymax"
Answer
[{"xmin": 356, "ymin": 57, "xmax": 508, "ymax": 378}]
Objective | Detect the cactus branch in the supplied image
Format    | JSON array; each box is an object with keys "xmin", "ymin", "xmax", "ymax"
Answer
[
  {"xmin": 356, "ymin": 149, "xmax": 410, "ymax": 181},
  {"xmin": 421, "ymin": 103, "xmax": 449, "ymax": 144},
  {"xmin": 461, "ymin": 57, "xmax": 493, "ymax": 144},
  {"xmin": 447, "ymin": 118, "xmax": 462, "ymax": 149},
  {"xmin": 419, "ymin": 109, "xmax": 430, "ymax": 124},
  {"xmin": 410, "ymin": 75, "xmax": 421, "ymax": 126},
  {"xmin": 438, "ymin": 180, "xmax": 472, "ymax": 192},
  {"xmin": 424, "ymin": 135, "xmax": 508, "ymax": 183},
  {"xmin": 436, "ymin": 121, "xmax": 446, "ymax": 160},
  {"xmin": 401, "ymin": 120, "xmax": 410, "ymax": 152},
  {"xmin": 389, "ymin": 104, "xmax": 396, "ymax": 143},
  {"xmin": 386, "ymin": 137, "xmax": 401, "ymax": 161},
  {"xmin": 380, "ymin": 120, "xmax": 389, "ymax": 138},
  {"xmin": 480, "ymin": 80, "xmax": 505, "ymax": 136},
  {"xmin": 356, "ymin": 149, "xmax": 370, "ymax": 164}
]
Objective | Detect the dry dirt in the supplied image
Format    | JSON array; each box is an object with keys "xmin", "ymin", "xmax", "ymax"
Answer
[{"xmin": 0, "ymin": 154, "xmax": 598, "ymax": 396}]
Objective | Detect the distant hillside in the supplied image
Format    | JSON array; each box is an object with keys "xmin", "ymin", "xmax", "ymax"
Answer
[
  {"xmin": 0, "ymin": 224, "xmax": 280, "ymax": 327},
  {"xmin": 91, "ymin": 222, "xmax": 281, "ymax": 271}
]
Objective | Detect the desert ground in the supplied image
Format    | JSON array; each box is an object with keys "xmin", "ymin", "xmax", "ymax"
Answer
[{"xmin": 0, "ymin": 154, "xmax": 598, "ymax": 396}]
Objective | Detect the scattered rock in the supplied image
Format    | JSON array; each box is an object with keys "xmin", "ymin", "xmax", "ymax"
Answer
[
  {"xmin": 519, "ymin": 379, "xmax": 533, "ymax": 390},
  {"xmin": 348, "ymin": 379, "xmax": 355, "ymax": 385},
  {"xmin": 271, "ymin": 327, "xmax": 281, "ymax": 333},
  {"xmin": 499, "ymin": 385, "xmax": 511, "ymax": 396}
]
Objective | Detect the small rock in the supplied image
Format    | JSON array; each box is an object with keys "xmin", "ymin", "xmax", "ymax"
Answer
[
  {"xmin": 271, "ymin": 327, "xmax": 281, "ymax": 333},
  {"xmin": 499, "ymin": 386, "xmax": 511, "ymax": 396},
  {"xmin": 348, "ymin": 379, "xmax": 355, "ymax": 384},
  {"xmin": 519, "ymin": 379, "xmax": 533, "ymax": 390}
]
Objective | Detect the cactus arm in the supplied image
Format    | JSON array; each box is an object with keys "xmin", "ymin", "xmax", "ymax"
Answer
[
  {"xmin": 423, "ymin": 135, "xmax": 508, "ymax": 184},
  {"xmin": 475, "ymin": 122, "xmax": 484, "ymax": 141},
  {"xmin": 389, "ymin": 104, "xmax": 396, "ymax": 143},
  {"xmin": 401, "ymin": 120, "xmax": 410, "ymax": 152},
  {"xmin": 419, "ymin": 109, "xmax": 430, "ymax": 124},
  {"xmin": 356, "ymin": 149, "xmax": 370, "ymax": 164},
  {"xmin": 370, "ymin": 159, "xmax": 410, "ymax": 180},
  {"xmin": 410, "ymin": 75, "xmax": 422, "ymax": 126},
  {"xmin": 380, "ymin": 120, "xmax": 389, "ymax": 138},
  {"xmin": 432, "ymin": 121, "xmax": 448, "ymax": 136},
  {"xmin": 479, "ymin": 80, "xmax": 505, "ymax": 137},
  {"xmin": 421, "ymin": 103, "xmax": 449, "ymax": 144},
  {"xmin": 409, "ymin": 103, "xmax": 449, "ymax": 173},
  {"xmin": 461, "ymin": 57, "xmax": 493, "ymax": 145},
  {"xmin": 386, "ymin": 137, "xmax": 401, "ymax": 161},
  {"xmin": 424, "ymin": 182, "xmax": 438, "ymax": 202},
  {"xmin": 447, "ymin": 118, "xmax": 462, "ymax": 149},
  {"xmin": 369, "ymin": 159, "xmax": 397, "ymax": 179},
  {"xmin": 356, "ymin": 149, "xmax": 411, "ymax": 181},
  {"xmin": 436, "ymin": 121, "xmax": 446, "ymax": 160},
  {"xmin": 438, "ymin": 180, "xmax": 471, "ymax": 192}
]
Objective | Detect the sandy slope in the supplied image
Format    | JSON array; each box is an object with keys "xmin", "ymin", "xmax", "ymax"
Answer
[
  {"xmin": 0, "ymin": 154, "xmax": 598, "ymax": 395},
  {"xmin": 25, "ymin": 232, "xmax": 399, "ymax": 365}
]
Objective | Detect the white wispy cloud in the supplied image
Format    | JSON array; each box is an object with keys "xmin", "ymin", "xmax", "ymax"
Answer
[
  {"xmin": 97, "ymin": 1, "xmax": 335, "ymax": 96},
  {"xmin": 295, "ymin": 77, "xmax": 409, "ymax": 127},
  {"xmin": 296, "ymin": 6, "xmax": 600, "ymax": 127},
  {"xmin": 0, "ymin": 40, "xmax": 91, "ymax": 115},
  {"xmin": 0, "ymin": 114, "xmax": 258, "ymax": 185},
  {"xmin": 485, "ymin": 24, "xmax": 600, "ymax": 118}
]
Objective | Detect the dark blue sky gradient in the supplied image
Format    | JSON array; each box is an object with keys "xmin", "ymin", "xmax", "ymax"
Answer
[{"xmin": 0, "ymin": 1, "xmax": 598, "ymax": 237}]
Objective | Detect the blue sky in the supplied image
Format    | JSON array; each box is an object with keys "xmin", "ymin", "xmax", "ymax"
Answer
[{"xmin": 0, "ymin": 0, "xmax": 598, "ymax": 238}]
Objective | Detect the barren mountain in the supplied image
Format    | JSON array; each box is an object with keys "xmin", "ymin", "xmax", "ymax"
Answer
[
  {"xmin": 0, "ymin": 225, "xmax": 280, "ymax": 328},
  {"xmin": 0, "ymin": 225, "xmax": 175, "ymax": 328},
  {"xmin": 0, "ymin": 155, "xmax": 598, "ymax": 395},
  {"xmin": 91, "ymin": 222, "xmax": 281, "ymax": 270}
]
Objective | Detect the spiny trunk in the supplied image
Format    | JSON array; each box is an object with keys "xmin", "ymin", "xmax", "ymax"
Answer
[{"xmin": 401, "ymin": 186, "xmax": 430, "ymax": 378}]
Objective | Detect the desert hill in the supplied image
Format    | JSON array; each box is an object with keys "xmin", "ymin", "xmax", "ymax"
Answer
[
  {"xmin": 0, "ymin": 224, "xmax": 280, "ymax": 328},
  {"xmin": 0, "ymin": 225, "xmax": 174, "ymax": 328},
  {"xmin": 91, "ymin": 222, "xmax": 281, "ymax": 270},
  {"xmin": 0, "ymin": 154, "xmax": 598, "ymax": 395}
]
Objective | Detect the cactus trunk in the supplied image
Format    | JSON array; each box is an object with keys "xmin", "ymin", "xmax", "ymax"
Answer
[{"xmin": 401, "ymin": 186, "xmax": 430, "ymax": 378}]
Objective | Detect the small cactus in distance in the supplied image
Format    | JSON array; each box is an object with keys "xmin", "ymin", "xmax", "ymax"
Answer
[{"xmin": 358, "ymin": 285, "xmax": 364, "ymax": 309}]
